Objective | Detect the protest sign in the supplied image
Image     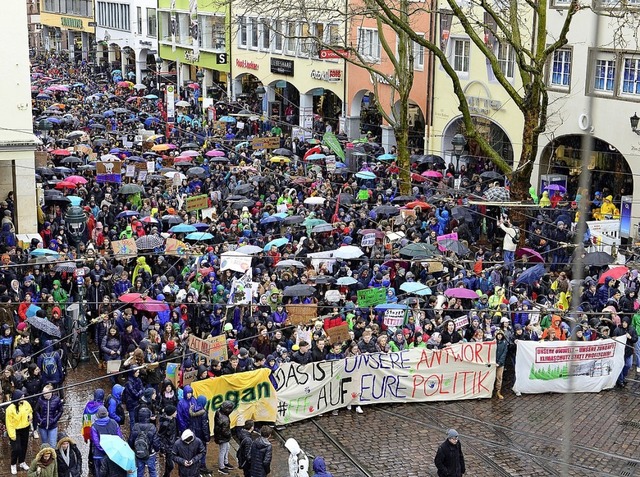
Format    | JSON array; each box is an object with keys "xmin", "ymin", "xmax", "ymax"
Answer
[
  {"xmin": 286, "ymin": 304, "xmax": 317, "ymax": 326},
  {"xmin": 357, "ymin": 287, "xmax": 387, "ymax": 308},
  {"xmin": 185, "ymin": 194, "xmax": 209, "ymax": 212},
  {"xmin": 191, "ymin": 368, "xmax": 277, "ymax": 428},
  {"xmin": 383, "ymin": 308, "xmax": 405, "ymax": 327},
  {"xmin": 220, "ymin": 251, "xmax": 252, "ymax": 273},
  {"xmin": 326, "ymin": 323, "xmax": 350, "ymax": 345},
  {"xmin": 252, "ymin": 136, "xmax": 280, "ymax": 149},
  {"xmin": 166, "ymin": 362, "xmax": 179, "ymax": 388},
  {"xmin": 182, "ymin": 369, "xmax": 198, "ymax": 386},
  {"xmin": 454, "ymin": 315, "xmax": 469, "ymax": 330},
  {"xmin": 274, "ymin": 343, "xmax": 496, "ymax": 424},
  {"xmin": 207, "ymin": 334, "xmax": 228, "ymax": 362},
  {"xmin": 111, "ymin": 238, "xmax": 137, "ymax": 258},
  {"xmin": 228, "ymin": 270, "xmax": 253, "ymax": 305},
  {"xmin": 360, "ymin": 233, "xmax": 376, "ymax": 247},
  {"xmin": 513, "ymin": 338, "xmax": 626, "ymax": 394},
  {"xmin": 165, "ymin": 238, "xmax": 187, "ymax": 256}
]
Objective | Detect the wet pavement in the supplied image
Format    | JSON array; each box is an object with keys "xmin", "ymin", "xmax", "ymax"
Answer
[{"xmin": 2, "ymin": 363, "xmax": 638, "ymax": 476}]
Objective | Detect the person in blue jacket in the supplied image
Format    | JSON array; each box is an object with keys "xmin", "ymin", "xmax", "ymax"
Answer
[
  {"xmin": 312, "ymin": 456, "xmax": 334, "ymax": 477},
  {"xmin": 106, "ymin": 384, "xmax": 125, "ymax": 425},
  {"xmin": 35, "ymin": 383, "xmax": 64, "ymax": 447},
  {"xmin": 176, "ymin": 385, "xmax": 198, "ymax": 433},
  {"xmin": 123, "ymin": 369, "xmax": 144, "ymax": 430}
]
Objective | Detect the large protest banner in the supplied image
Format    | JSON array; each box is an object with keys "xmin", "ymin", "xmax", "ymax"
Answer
[
  {"xmin": 191, "ymin": 368, "xmax": 277, "ymax": 428},
  {"xmin": 513, "ymin": 338, "xmax": 626, "ymax": 394},
  {"xmin": 273, "ymin": 343, "xmax": 496, "ymax": 425},
  {"xmin": 357, "ymin": 287, "xmax": 387, "ymax": 308}
]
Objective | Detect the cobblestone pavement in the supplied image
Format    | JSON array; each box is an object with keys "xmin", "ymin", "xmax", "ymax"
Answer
[{"xmin": 2, "ymin": 363, "xmax": 638, "ymax": 477}]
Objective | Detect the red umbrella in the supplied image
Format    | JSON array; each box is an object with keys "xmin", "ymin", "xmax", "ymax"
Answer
[
  {"xmin": 406, "ymin": 201, "xmax": 431, "ymax": 210},
  {"xmin": 422, "ymin": 170, "xmax": 443, "ymax": 178},
  {"xmin": 55, "ymin": 181, "xmax": 76, "ymax": 190},
  {"xmin": 174, "ymin": 156, "xmax": 193, "ymax": 164},
  {"xmin": 134, "ymin": 297, "xmax": 170, "ymax": 312},
  {"xmin": 66, "ymin": 175, "xmax": 88, "ymax": 185},
  {"xmin": 118, "ymin": 293, "xmax": 143, "ymax": 303},
  {"xmin": 140, "ymin": 216, "xmax": 159, "ymax": 224},
  {"xmin": 303, "ymin": 146, "xmax": 322, "ymax": 159},
  {"xmin": 411, "ymin": 173, "xmax": 427, "ymax": 183},
  {"xmin": 444, "ymin": 288, "xmax": 480, "ymax": 300},
  {"xmin": 598, "ymin": 266, "xmax": 629, "ymax": 284},
  {"xmin": 50, "ymin": 149, "xmax": 71, "ymax": 156},
  {"xmin": 186, "ymin": 83, "xmax": 200, "ymax": 89},
  {"xmin": 515, "ymin": 248, "xmax": 544, "ymax": 263}
]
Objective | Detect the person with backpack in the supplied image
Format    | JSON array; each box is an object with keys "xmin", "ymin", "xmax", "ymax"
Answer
[
  {"xmin": 90, "ymin": 406, "xmax": 123, "ymax": 476},
  {"xmin": 34, "ymin": 384, "xmax": 64, "ymax": 447},
  {"xmin": 236, "ymin": 420, "xmax": 254, "ymax": 477},
  {"xmin": 105, "ymin": 384, "xmax": 125, "ymax": 426},
  {"xmin": 6, "ymin": 389, "xmax": 33, "ymax": 475},
  {"xmin": 37, "ymin": 341, "xmax": 64, "ymax": 401},
  {"xmin": 128, "ymin": 407, "xmax": 161, "ymax": 477},
  {"xmin": 213, "ymin": 400, "xmax": 234, "ymax": 475},
  {"xmin": 285, "ymin": 438, "xmax": 309, "ymax": 477},
  {"xmin": 82, "ymin": 389, "xmax": 105, "ymax": 477},
  {"xmin": 135, "ymin": 388, "xmax": 158, "ymax": 424},
  {"xmin": 123, "ymin": 368, "xmax": 144, "ymax": 430},
  {"xmin": 158, "ymin": 405, "xmax": 177, "ymax": 477}
]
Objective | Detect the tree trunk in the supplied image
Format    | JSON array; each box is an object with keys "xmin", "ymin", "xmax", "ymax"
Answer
[
  {"xmin": 395, "ymin": 125, "xmax": 411, "ymax": 195},
  {"xmin": 510, "ymin": 107, "xmax": 540, "ymax": 201}
]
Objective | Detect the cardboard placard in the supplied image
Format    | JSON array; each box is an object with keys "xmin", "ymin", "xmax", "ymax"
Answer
[
  {"xmin": 111, "ymin": 238, "xmax": 137, "ymax": 258},
  {"xmin": 357, "ymin": 287, "xmax": 388, "ymax": 308},
  {"xmin": 96, "ymin": 161, "xmax": 122, "ymax": 175},
  {"xmin": 252, "ymin": 136, "xmax": 280, "ymax": 149},
  {"xmin": 207, "ymin": 334, "xmax": 228, "ymax": 362},
  {"xmin": 106, "ymin": 359, "xmax": 122, "ymax": 374},
  {"xmin": 421, "ymin": 260, "xmax": 444, "ymax": 273},
  {"xmin": 186, "ymin": 194, "xmax": 209, "ymax": 212},
  {"xmin": 286, "ymin": 304, "xmax": 318, "ymax": 326},
  {"xmin": 182, "ymin": 369, "xmax": 198, "ymax": 386},
  {"xmin": 166, "ymin": 362, "xmax": 179, "ymax": 388},
  {"xmin": 326, "ymin": 323, "xmax": 350, "ymax": 345}
]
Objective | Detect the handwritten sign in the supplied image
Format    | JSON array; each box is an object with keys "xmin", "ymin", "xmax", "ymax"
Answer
[
  {"xmin": 360, "ymin": 233, "xmax": 376, "ymax": 247},
  {"xmin": 186, "ymin": 194, "xmax": 209, "ymax": 212},
  {"xmin": 453, "ymin": 315, "xmax": 469, "ymax": 330},
  {"xmin": 182, "ymin": 369, "xmax": 198, "ymax": 386},
  {"xmin": 286, "ymin": 304, "xmax": 318, "ymax": 326},
  {"xmin": 357, "ymin": 287, "xmax": 387, "ymax": 308},
  {"xmin": 326, "ymin": 323, "xmax": 350, "ymax": 345},
  {"xmin": 111, "ymin": 238, "xmax": 137, "ymax": 258},
  {"xmin": 207, "ymin": 334, "xmax": 228, "ymax": 362},
  {"xmin": 252, "ymin": 136, "xmax": 280, "ymax": 149},
  {"xmin": 383, "ymin": 308, "xmax": 405, "ymax": 327},
  {"xmin": 106, "ymin": 359, "xmax": 121, "ymax": 374},
  {"xmin": 166, "ymin": 362, "xmax": 179, "ymax": 388}
]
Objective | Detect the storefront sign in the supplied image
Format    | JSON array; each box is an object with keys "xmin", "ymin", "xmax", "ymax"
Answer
[
  {"xmin": 318, "ymin": 49, "xmax": 349, "ymax": 59},
  {"xmin": 271, "ymin": 58, "xmax": 294, "ymax": 76},
  {"xmin": 184, "ymin": 49, "xmax": 200, "ymax": 63},
  {"xmin": 61, "ymin": 17, "xmax": 83, "ymax": 29},
  {"xmin": 236, "ymin": 59, "xmax": 259, "ymax": 70},
  {"xmin": 310, "ymin": 69, "xmax": 342, "ymax": 82},
  {"xmin": 465, "ymin": 94, "xmax": 502, "ymax": 114}
]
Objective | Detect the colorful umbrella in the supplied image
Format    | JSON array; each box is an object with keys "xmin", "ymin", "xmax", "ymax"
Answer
[
  {"xmin": 185, "ymin": 232, "xmax": 214, "ymax": 241},
  {"xmin": 516, "ymin": 248, "xmax": 545, "ymax": 263},
  {"xmin": 598, "ymin": 266, "xmax": 629, "ymax": 284},
  {"xmin": 26, "ymin": 316, "xmax": 62, "ymax": 338},
  {"xmin": 422, "ymin": 170, "xmax": 443, "ymax": 178},
  {"xmin": 264, "ymin": 238, "xmax": 289, "ymax": 251},
  {"xmin": 444, "ymin": 288, "xmax": 480, "ymax": 300},
  {"xmin": 169, "ymin": 224, "xmax": 197, "ymax": 233},
  {"xmin": 400, "ymin": 282, "xmax": 432, "ymax": 296},
  {"xmin": 100, "ymin": 435, "xmax": 136, "ymax": 474}
]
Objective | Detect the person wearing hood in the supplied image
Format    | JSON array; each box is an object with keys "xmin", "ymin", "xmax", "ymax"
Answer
[
  {"xmin": 236, "ymin": 420, "xmax": 255, "ymax": 477},
  {"xmin": 613, "ymin": 317, "xmax": 638, "ymax": 388},
  {"xmin": 106, "ymin": 384, "xmax": 125, "ymax": 425},
  {"xmin": 90, "ymin": 406, "xmax": 123, "ymax": 476},
  {"xmin": 35, "ymin": 384, "xmax": 64, "ymax": 447},
  {"xmin": 56, "ymin": 432, "xmax": 82, "ymax": 477},
  {"xmin": 158, "ymin": 379, "xmax": 179, "ymax": 414},
  {"xmin": 249, "ymin": 426, "xmax": 273, "ymax": 477},
  {"xmin": 541, "ymin": 315, "xmax": 566, "ymax": 341},
  {"xmin": 312, "ymin": 456, "xmax": 333, "ymax": 477},
  {"xmin": 26, "ymin": 444, "xmax": 57, "ymax": 477},
  {"xmin": 0, "ymin": 323, "xmax": 15, "ymax": 369},
  {"xmin": 131, "ymin": 257, "xmax": 152, "ymax": 285},
  {"xmin": 6, "ymin": 389, "xmax": 33, "ymax": 475},
  {"xmin": 494, "ymin": 329, "xmax": 508, "ymax": 400},
  {"xmin": 172, "ymin": 429, "xmax": 206, "ymax": 477},
  {"xmin": 188, "ymin": 395, "xmax": 211, "ymax": 473},
  {"xmin": 176, "ymin": 385, "xmax": 197, "ymax": 433},
  {"xmin": 158, "ymin": 405, "xmax": 177, "ymax": 477},
  {"xmin": 124, "ymin": 368, "xmax": 144, "ymax": 430},
  {"xmin": 389, "ymin": 330, "xmax": 408, "ymax": 352},
  {"xmin": 434, "ymin": 429, "xmax": 465, "ymax": 477},
  {"xmin": 285, "ymin": 438, "xmax": 309, "ymax": 477},
  {"xmin": 128, "ymin": 406, "xmax": 161, "ymax": 477},
  {"xmin": 51, "ymin": 280, "xmax": 68, "ymax": 306},
  {"xmin": 37, "ymin": 340, "xmax": 64, "ymax": 392},
  {"xmin": 213, "ymin": 400, "xmax": 235, "ymax": 474},
  {"xmin": 136, "ymin": 387, "xmax": 158, "ymax": 424}
]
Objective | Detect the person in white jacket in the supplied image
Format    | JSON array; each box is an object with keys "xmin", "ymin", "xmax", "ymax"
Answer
[
  {"xmin": 499, "ymin": 217, "xmax": 518, "ymax": 271},
  {"xmin": 285, "ymin": 438, "xmax": 309, "ymax": 477}
]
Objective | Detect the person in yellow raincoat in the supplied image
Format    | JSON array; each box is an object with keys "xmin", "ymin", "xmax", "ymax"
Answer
[
  {"xmin": 132, "ymin": 257, "xmax": 152, "ymax": 284},
  {"xmin": 599, "ymin": 195, "xmax": 619, "ymax": 219}
]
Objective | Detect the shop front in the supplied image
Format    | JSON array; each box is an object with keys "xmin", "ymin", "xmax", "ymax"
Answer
[{"xmin": 40, "ymin": 12, "xmax": 95, "ymax": 61}]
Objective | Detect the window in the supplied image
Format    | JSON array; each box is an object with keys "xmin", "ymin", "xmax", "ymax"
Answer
[
  {"xmin": 238, "ymin": 16, "xmax": 247, "ymax": 48},
  {"xmin": 261, "ymin": 19, "xmax": 271, "ymax": 50},
  {"xmin": 137, "ymin": 7, "xmax": 142, "ymax": 35},
  {"xmin": 622, "ymin": 57, "xmax": 640, "ymax": 96},
  {"xmin": 413, "ymin": 33, "xmax": 425, "ymax": 70},
  {"xmin": 273, "ymin": 20, "xmax": 283, "ymax": 52},
  {"xmin": 299, "ymin": 23, "xmax": 310, "ymax": 57},
  {"xmin": 453, "ymin": 39, "xmax": 470, "ymax": 73},
  {"xmin": 177, "ymin": 13, "xmax": 190, "ymax": 44},
  {"xmin": 357, "ymin": 28, "xmax": 380, "ymax": 61},
  {"xmin": 286, "ymin": 21, "xmax": 297, "ymax": 55},
  {"xmin": 594, "ymin": 58, "xmax": 615, "ymax": 92},
  {"xmin": 147, "ymin": 8, "xmax": 157, "ymax": 37},
  {"xmin": 96, "ymin": 1, "xmax": 130, "ymax": 31},
  {"xmin": 250, "ymin": 18, "xmax": 259, "ymax": 49},
  {"xmin": 200, "ymin": 15, "xmax": 225, "ymax": 50},
  {"xmin": 496, "ymin": 43, "xmax": 515, "ymax": 78},
  {"xmin": 550, "ymin": 48, "xmax": 571, "ymax": 88},
  {"xmin": 328, "ymin": 24, "xmax": 341, "ymax": 45}
]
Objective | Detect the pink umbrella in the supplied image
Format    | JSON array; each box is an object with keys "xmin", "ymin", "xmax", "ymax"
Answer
[
  {"xmin": 444, "ymin": 288, "xmax": 480, "ymax": 300},
  {"xmin": 66, "ymin": 175, "xmax": 88, "ymax": 185},
  {"xmin": 422, "ymin": 170, "xmax": 443, "ymax": 178},
  {"xmin": 166, "ymin": 144, "xmax": 178, "ymax": 150},
  {"xmin": 125, "ymin": 96, "xmax": 139, "ymax": 103},
  {"xmin": 181, "ymin": 150, "xmax": 200, "ymax": 157},
  {"xmin": 118, "ymin": 293, "xmax": 143, "ymax": 303},
  {"xmin": 515, "ymin": 248, "xmax": 544, "ymax": 263},
  {"xmin": 140, "ymin": 216, "xmax": 159, "ymax": 224},
  {"xmin": 186, "ymin": 83, "xmax": 200, "ymax": 89},
  {"xmin": 134, "ymin": 298, "xmax": 170, "ymax": 312},
  {"xmin": 205, "ymin": 150, "xmax": 226, "ymax": 157},
  {"xmin": 174, "ymin": 156, "xmax": 193, "ymax": 164},
  {"xmin": 49, "ymin": 85, "xmax": 69, "ymax": 92}
]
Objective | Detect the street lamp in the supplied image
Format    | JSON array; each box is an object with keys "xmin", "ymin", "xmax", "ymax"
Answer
[
  {"xmin": 630, "ymin": 113, "xmax": 640, "ymax": 135},
  {"xmin": 451, "ymin": 133, "xmax": 466, "ymax": 172},
  {"xmin": 196, "ymin": 69, "xmax": 205, "ymax": 113}
]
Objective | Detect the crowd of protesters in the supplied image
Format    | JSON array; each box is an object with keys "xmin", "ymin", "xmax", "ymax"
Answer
[{"xmin": 0, "ymin": 51, "xmax": 636, "ymax": 476}]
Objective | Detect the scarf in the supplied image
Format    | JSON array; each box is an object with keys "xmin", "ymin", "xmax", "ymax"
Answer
[{"xmin": 60, "ymin": 445, "xmax": 70, "ymax": 466}]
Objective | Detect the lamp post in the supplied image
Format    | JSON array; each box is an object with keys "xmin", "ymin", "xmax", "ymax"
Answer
[
  {"xmin": 451, "ymin": 133, "xmax": 467, "ymax": 172},
  {"xmin": 196, "ymin": 69, "xmax": 205, "ymax": 114},
  {"xmin": 630, "ymin": 113, "xmax": 640, "ymax": 135},
  {"xmin": 255, "ymin": 85, "xmax": 266, "ymax": 115}
]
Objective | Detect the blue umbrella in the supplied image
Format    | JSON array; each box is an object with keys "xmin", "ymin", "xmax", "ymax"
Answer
[
  {"xmin": 143, "ymin": 94, "xmax": 159, "ymax": 100},
  {"xmin": 374, "ymin": 303, "xmax": 409, "ymax": 311},
  {"xmin": 144, "ymin": 117, "xmax": 161, "ymax": 128},
  {"xmin": 191, "ymin": 223, "xmax": 210, "ymax": 231},
  {"xmin": 185, "ymin": 232, "xmax": 213, "ymax": 241},
  {"xmin": 218, "ymin": 116, "xmax": 237, "ymax": 123},
  {"xmin": 515, "ymin": 263, "xmax": 546, "ymax": 286},
  {"xmin": 355, "ymin": 171, "xmax": 376, "ymax": 180},
  {"xmin": 377, "ymin": 153, "xmax": 396, "ymax": 161},
  {"xmin": 36, "ymin": 94, "xmax": 51, "ymax": 100},
  {"xmin": 45, "ymin": 117, "xmax": 61, "ymax": 124},
  {"xmin": 53, "ymin": 166, "xmax": 72, "ymax": 174},
  {"xmin": 263, "ymin": 237, "xmax": 289, "ymax": 251},
  {"xmin": 29, "ymin": 248, "xmax": 59, "ymax": 258},
  {"xmin": 336, "ymin": 162, "xmax": 347, "ymax": 168},
  {"xmin": 67, "ymin": 195, "xmax": 83, "ymax": 206},
  {"xmin": 307, "ymin": 153, "xmax": 326, "ymax": 161},
  {"xmin": 337, "ymin": 276, "xmax": 358, "ymax": 286},
  {"xmin": 100, "ymin": 435, "xmax": 136, "ymax": 474},
  {"xmin": 169, "ymin": 224, "xmax": 197, "ymax": 233},
  {"xmin": 260, "ymin": 215, "xmax": 283, "ymax": 225},
  {"xmin": 116, "ymin": 210, "xmax": 139, "ymax": 219},
  {"xmin": 273, "ymin": 212, "xmax": 288, "ymax": 219},
  {"xmin": 399, "ymin": 281, "xmax": 432, "ymax": 296},
  {"xmin": 103, "ymin": 110, "xmax": 115, "ymax": 118}
]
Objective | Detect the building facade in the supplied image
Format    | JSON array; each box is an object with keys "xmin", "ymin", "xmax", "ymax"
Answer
[
  {"xmin": 94, "ymin": 0, "xmax": 159, "ymax": 83},
  {"xmin": 0, "ymin": 2, "xmax": 38, "ymax": 233},
  {"xmin": 27, "ymin": 0, "xmax": 44, "ymax": 54},
  {"xmin": 157, "ymin": 0, "xmax": 231, "ymax": 112},
  {"xmin": 39, "ymin": 0, "xmax": 95, "ymax": 61}
]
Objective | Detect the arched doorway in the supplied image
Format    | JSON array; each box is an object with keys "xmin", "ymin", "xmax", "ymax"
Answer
[
  {"xmin": 234, "ymin": 73, "xmax": 263, "ymax": 112},
  {"xmin": 267, "ymin": 80, "xmax": 299, "ymax": 127},
  {"xmin": 393, "ymin": 99, "xmax": 426, "ymax": 152},
  {"xmin": 305, "ymin": 88, "xmax": 342, "ymax": 133},
  {"xmin": 442, "ymin": 115, "xmax": 514, "ymax": 169},
  {"xmin": 540, "ymin": 135, "xmax": 633, "ymax": 205},
  {"xmin": 350, "ymin": 89, "xmax": 382, "ymax": 141}
]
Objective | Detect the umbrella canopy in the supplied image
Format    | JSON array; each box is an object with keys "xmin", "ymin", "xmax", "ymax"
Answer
[
  {"xmin": 260, "ymin": 215, "xmax": 283, "ymax": 225},
  {"xmin": 205, "ymin": 149, "xmax": 226, "ymax": 157},
  {"xmin": 276, "ymin": 259, "xmax": 306, "ymax": 269},
  {"xmin": 515, "ymin": 263, "xmax": 547, "ymax": 285},
  {"xmin": 337, "ymin": 193, "xmax": 355, "ymax": 205},
  {"xmin": 311, "ymin": 223, "xmax": 335, "ymax": 233},
  {"xmin": 399, "ymin": 243, "xmax": 439, "ymax": 258},
  {"xmin": 355, "ymin": 171, "xmax": 376, "ymax": 180},
  {"xmin": 283, "ymin": 215, "xmax": 305, "ymax": 225},
  {"xmin": 186, "ymin": 167, "xmax": 206, "ymax": 177},
  {"xmin": 60, "ymin": 156, "xmax": 83, "ymax": 165},
  {"xmin": 50, "ymin": 149, "xmax": 71, "ymax": 156},
  {"xmin": 66, "ymin": 195, "xmax": 83, "ymax": 206},
  {"xmin": 516, "ymin": 248, "xmax": 545, "ymax": 263},
  {"xmin": 29, "ymin": 248, "xmax": 59, "ymax": 258},
  {"xmin": 480, "ymin": 171, "xmax": 503, "ymax": 181},
  {"xmin": 169, "ymin": 224, "xmax": 197, "ymax": 233},
  {"xmin": 236, "ymin": 245, "xmax": 264, "ymax": 255},
  {"xmin": 65, "ymin": 175, "xmax": 87, "ymax": 185},
  {"xmin": 270, "ymin": 156, "xmax": 291, "ymax": 164},
  {"xmin": 332, "ymin": 245, "xmax": 364, "ymax": 259},
  {"xmin": 400, "ymin": 282, "xmax": 432, "ymax": 296},
  {"xmin": 484, "ymin": 186, "xmax": 511, "ymax": 202},
  {"xmin": 118, "ymin": 184, "xmax": 144, "ymax": 195},
  {"xmin": 134, "ymin": 297, "xmax": 170, "ymax": 312},
  {"xmin": 26, "ymin": 316, "xmax": 62, "ymax": 338},
  {"xmin": 234, "ymin": 183, "xmax": 254, "ymax": 195},
  {"xmin": 304, "ymin": 197, "xmax": 325, "ymax": 205},
  {"xmin": 273, "ymin": 148, "xmax": 292, "ymax": 156},
  {"xmin": 373, "ymin": 205, "xmax": 400, "ymax": 217},
  {"xmin": 358, "ymin": 228, "xmax": 385, "ymax": 239},
  {"xmin": 336, "ymin": 276, "xmax": 358, "ymax": 286},
  {"xmin": 544, "ymin": 184, "xmax": 566, "ymax": 193},
  {"xmin": 438, "ymin": 238, "xmax": 470, "ymax": 256},
  {"xmin": 282, "ymin": 284, "xmax": 316, "ymax": 297},
  {"xmin": 100, "ymin": 435, "xmax": 136, "ymax": 474},
  {"xmin": 451, "ymin": 206, "xmax": 473, "ymax": 222},
  {"xmin": 55, "ymin": 181, "xmax": 76, "ymax": 190},
  {"xmin": 598, "ymin": 266, "xmax": 629, "ymax": 284},
  {"xmin": 185, "ymin": 232, "xmax": 214, "ymax": 241},
  {"xmin": 264, "ymin": 238, "xmax": 289, "ymax": 251},
  {"xmin": 444, "ymin": 288, "xmax": 480, "ymax": 300},
  {"xmin": 135, "ymin": 235, "xmax": 165, "ymax": 250},
  {"xmin": 118, "ymin": 293, "xmax": 143, "ymax": 303},
  {"xmin": 422, "ymin": 170, "xmax": 443, "ymax": 178},
  {"xmin": 230, "ymin": 199, "xmax": 255, "ymax": 210},
  {"xmin": 161, "ymin": 215, "xmax": 184, "ymax": 225},
  {"xmin": 582, "ymin": 251, "xmax": 613, "ymax": 267},
  {"xmin": 54, "ymin": 261, "xmax": 76, "ymax": 273},
  {"xmin": 116, "ymin": 210, "xmax": 139, "ymax": 219}
]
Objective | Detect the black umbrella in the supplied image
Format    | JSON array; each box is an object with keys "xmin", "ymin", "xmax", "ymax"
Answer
[
  {"xmin": 582, "ymin": 251, "xmax": 613, "ymax": 267},
  {"xmin": 118, "ymin": 184, "xmax": 144, "ymax": 195},
  {"xmin": 438, "ymin": 238, "xmax": 470, "ymax": 256},
  {"xmin": 372, "ymin": 205, "xmax": 400, "ymax": 217},
  {"xmin": 186, "ymin": 167, "xmax": 206, "ymax": 178},
  {"xmin": 313, "ymin": 276, "xmax": 335, "ymax": 285},
  {"xmin": 37, "ymin": 168, "xmax": 56, "ymax": 177},
  {"xmin": 230, "ymin": 199, "xmax": 255, "ymax": 209},
  {"xmin": 283, "ymin": 215, "xmax": 304, "ymax": 225},
  {"xmin": 208, "ymin": 157, "xmax": 229, "ymax": 163},
  {"xmin": 93, "ymin": 138, "xmax": 109, "ymax": 146},
  {"xmin": 181, "ymin": 142, "xmax": 200, "ymax": 150},
  {"xmin": 480, "ymin": 171, "xmax": 503, "ymax": 182},
  {"xmin": 337, "ymin": 193, "xmax": 355, "ymax": 205},
  {"xmin": 227, "ymin": 195, "xmax": 247, "ymax": 201},
  {"xmin": 77, "ymin": 164, "xmax": 96, "ymax": 171},
  {"xmin": 451, "ymin": 206, "xmax": 473, "ymax": 222},
  {"xmin": 273, "ymin": 148, "xmax": 293, "ymax": 156},
  {"xmin": 44, "ymin": 195, "xmax": 71, "ymax": 205},
  {"xmin": 234, "ymin": 184, "xmax": 254, "ymax": 195},
  {"xmin": 516, "ymin": 263, "xmax": 546, "ymax": 285},
  {"xmin": 282, "ymin": 284, "xmax": 316, "ymax": 297},
  {"xmin": 392, "ymin": 195, "xmax": 414, "ymax": 203},
  {"xmin": 399, "ymin": 243, "xmax": 439, "ymax": 258},
  {"xmin": 89, "ymin": 124, "xmax": 106, "ymax": 130},
  {"xmin": 61, "ymin": 156, "xmax": 83, "ymax": 165},
  {"xmin": 161, "ymin": 215, "xmax": 183, "ymax": 225}
]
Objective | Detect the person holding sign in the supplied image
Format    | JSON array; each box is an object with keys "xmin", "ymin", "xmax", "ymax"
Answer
[{"xmin": 434, "ymin": 429, "xmax": 466, "ymax": 477}]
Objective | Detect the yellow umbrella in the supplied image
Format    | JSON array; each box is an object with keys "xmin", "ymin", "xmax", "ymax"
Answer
[
  {"xmin": 146, "ymin": 134, "xmax": 164, "ymax": 142},
  {"xmin": 151, "ymin": 144, "xmax": 171, "ymax": 152},
  {"xmin": 269, "ymin": 156, "xmax": 291, "ymax": 163}
]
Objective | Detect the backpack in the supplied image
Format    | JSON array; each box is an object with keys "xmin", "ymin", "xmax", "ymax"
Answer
[
  {"xmin": 134, "ymin": 429, "xmax": 151, "ymax": 460},
  {"xmin": 105, "ymin": 394, "xmax": 125, "ymax": 424},
  {"xmin": 41, "ymin": 353, "xmax": 58, "ymax": 380}
]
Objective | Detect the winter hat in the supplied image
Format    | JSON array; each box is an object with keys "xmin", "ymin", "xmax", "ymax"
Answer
[
  {"xmin": 97, "ymin": 406, "xmax": 109, "ymax": 418},
  {"xmin": 238, "ymin": 347, "xmax": 249, "ymax": 357},
  {"xmin": 181, "ymin": 429, "xmax": 194, "ymax": 442},
  {"xmin": 165, "ymin": 340, "xmax": 176, "ymax": 353},
  {"xmin": 447, "ymin": 429, "xmax": 459, "ymax": 439},
  {"xmin": 164, "ymin": 404, "xmax": 177, "ymax": 416}
]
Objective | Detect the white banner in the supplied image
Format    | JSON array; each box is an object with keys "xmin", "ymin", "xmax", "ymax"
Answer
[
  {"xmin": 273, "ymin": 343, "xmax": 496, "ymax": 425},
  {"xmin": 513, "ymin": 338, "xmax": 627, "ymax": 395},
  {"xmin": 220, "ymin": 251, "xmax": 252, "ymax": 273}
]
